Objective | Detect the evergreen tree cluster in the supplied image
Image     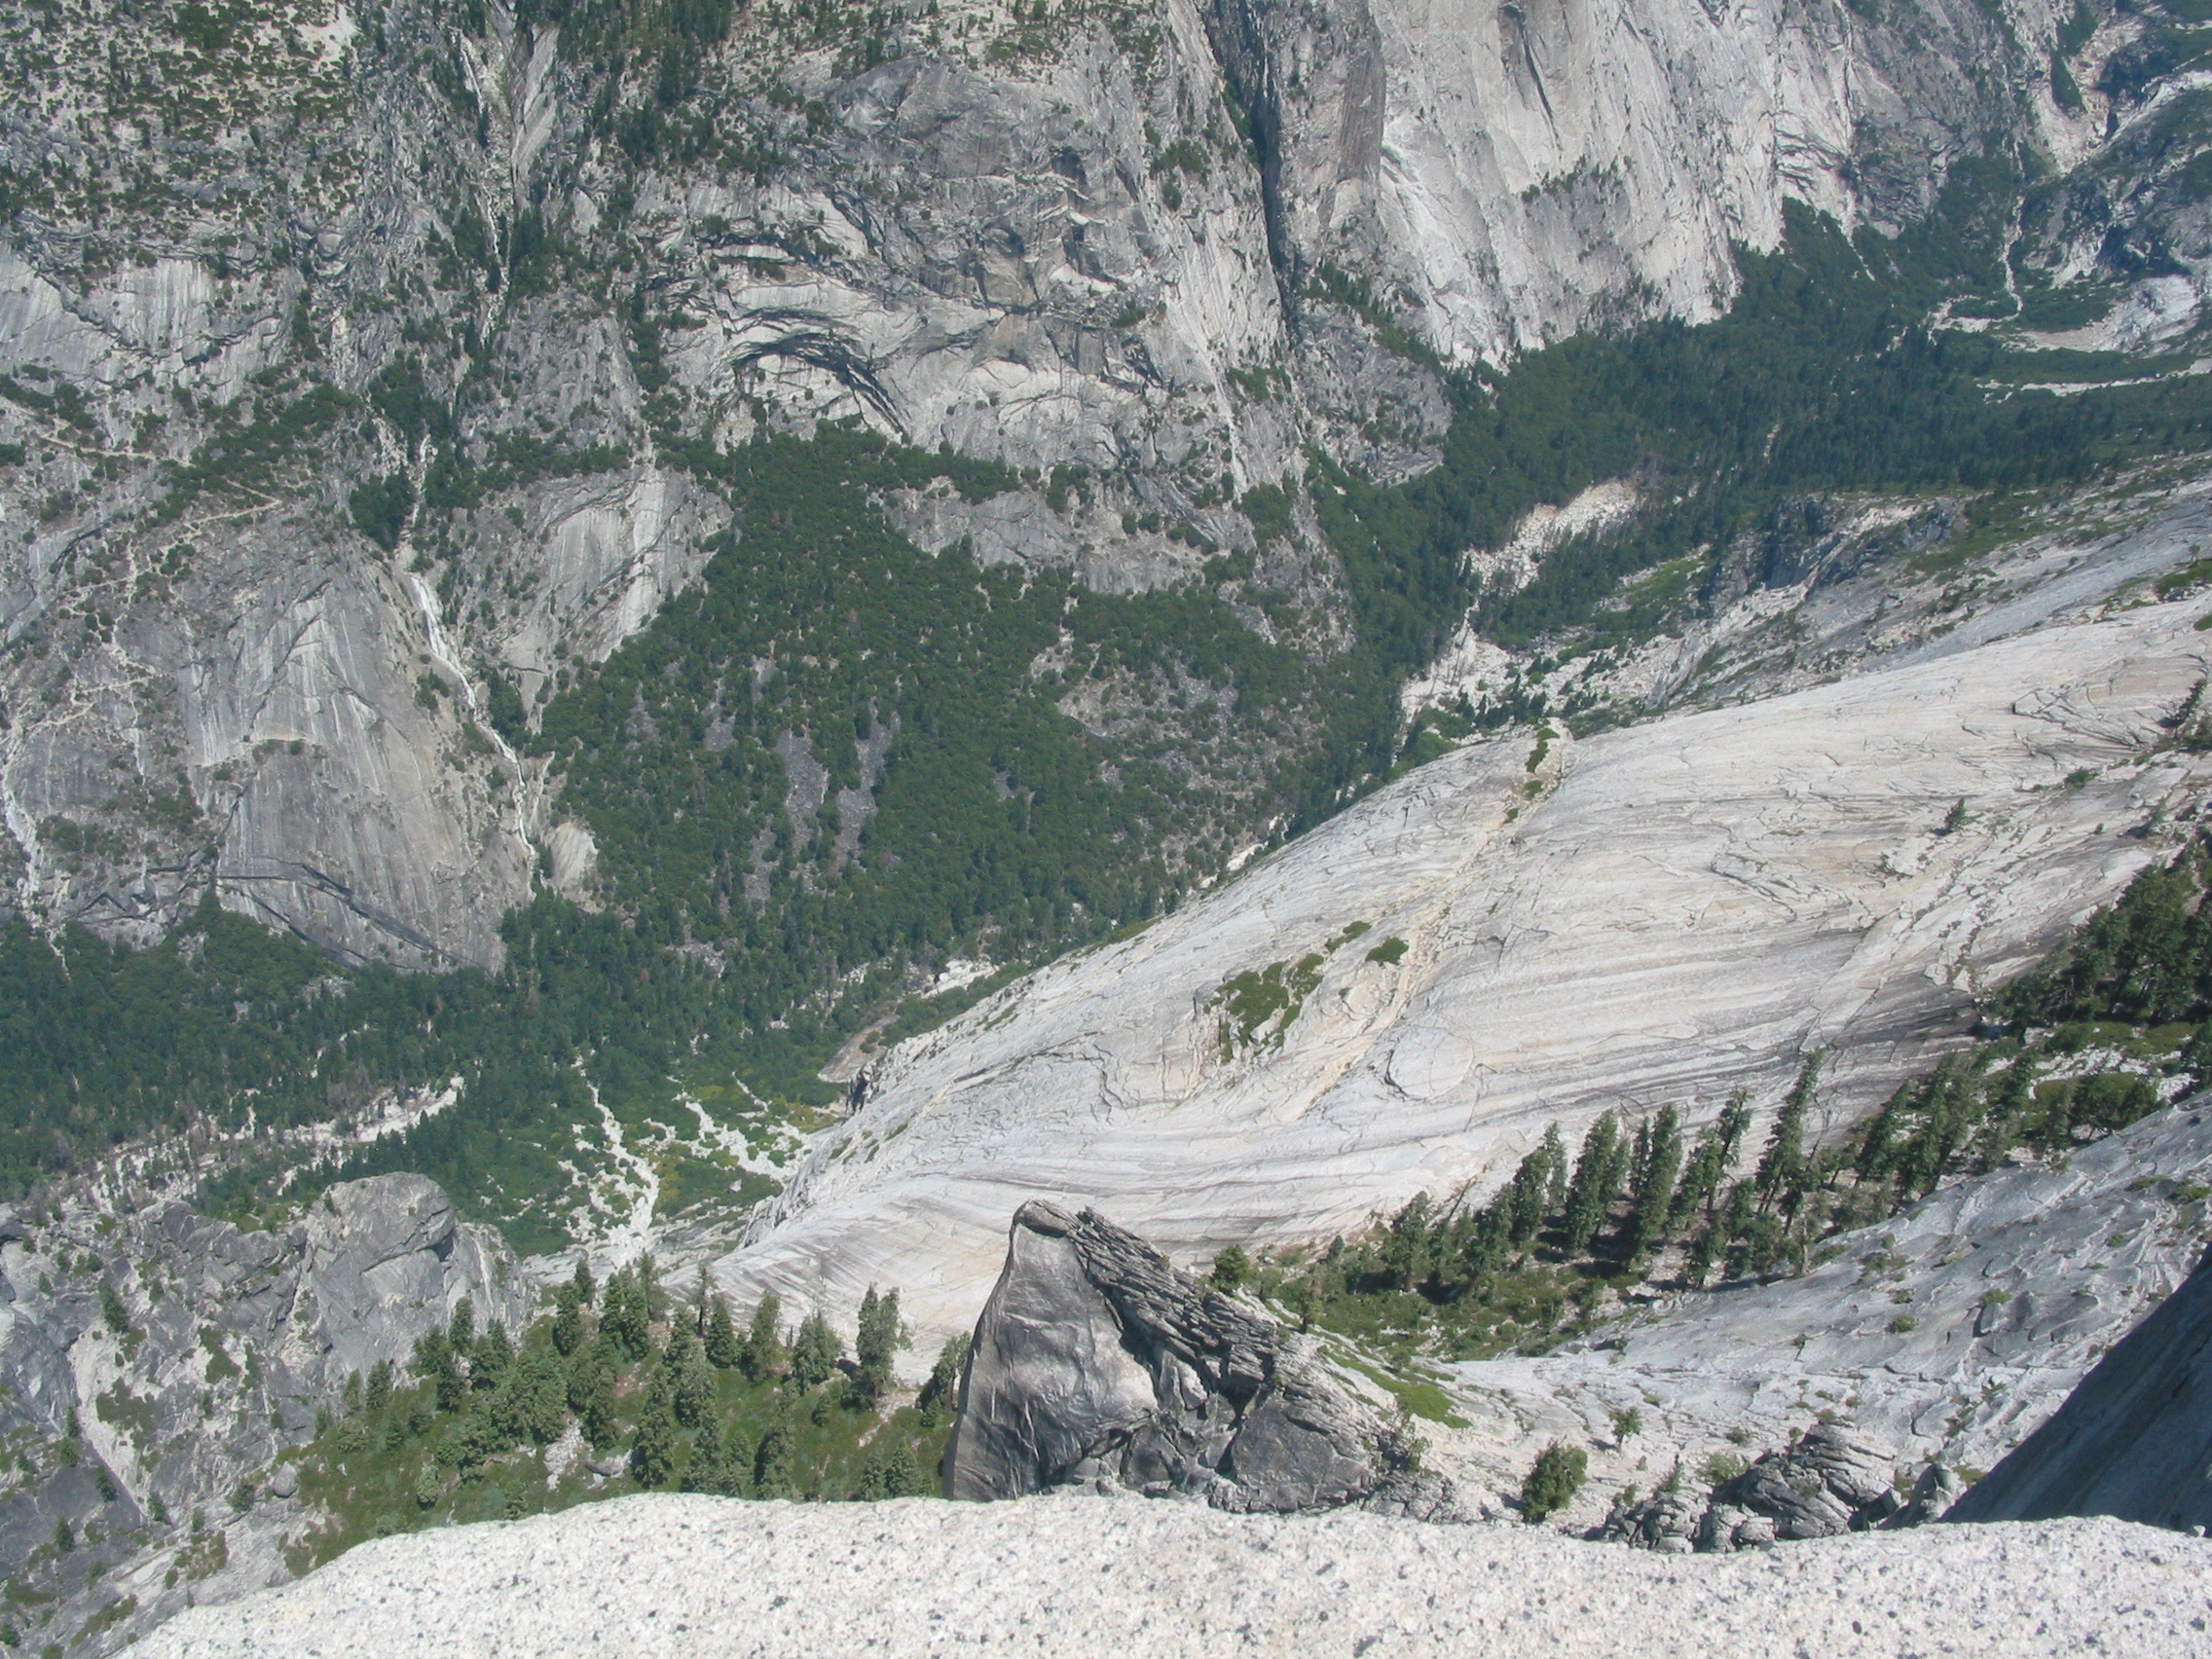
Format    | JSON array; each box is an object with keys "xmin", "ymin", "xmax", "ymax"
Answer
[
  {"xmin": 1316, "ymin": 186, "xmax": 2212, "ymax": 680},
  {"xmin": 291, "ymin": 1263, "xmax": 971, "ymax": 1569}
]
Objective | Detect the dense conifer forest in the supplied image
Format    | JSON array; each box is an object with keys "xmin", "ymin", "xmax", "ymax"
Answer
[{"xmin": 282, "ymin": 1258, "xmax": 967, "ymax": 1561}]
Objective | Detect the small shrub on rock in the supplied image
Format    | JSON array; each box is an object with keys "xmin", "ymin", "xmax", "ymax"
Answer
[{"xmin": 1521, "ymin": 1441, "xmax": 1587, "ymax": 1522}]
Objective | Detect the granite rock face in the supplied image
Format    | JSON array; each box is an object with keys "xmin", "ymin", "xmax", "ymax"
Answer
[
  {"xmin": 1593, "ymin": 1423, "xmax": 1917, "ymax": 1552},
  {"xmin": 737, "ymin": 594, "xmax": 2212, "ymax": 1350},
  {"xmin": 1945, "ymin": 1242, "xmax": 2212, "ymax": 1533},
  {"xmin": 1434, "ymin": 1097, "xmax": 2212, "ymax": 1534},
  {"xmin": 946, "ymin": 1200, "xmax": 1456, "ymax": 1517},
  {"xmin": 131, "ymin": 1496, "xmax": 2212, "ymax": 1659},
  {"xmin": 0, "ymin": 1173, "xmax": 527, "ymax": 1654},
  {"xmin": 0, "ymin": 0, "xmax": 2156, "ymax": 968}
]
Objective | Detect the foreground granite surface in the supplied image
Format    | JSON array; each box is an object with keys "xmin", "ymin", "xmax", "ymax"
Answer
[{"xmin": 140, "ymin": 1493, "xmax": 2211, "ymax": 1658}]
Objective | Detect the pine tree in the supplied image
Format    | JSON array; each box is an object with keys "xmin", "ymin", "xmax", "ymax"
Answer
[
  {"xmin": 551, "ymin": 1283, "xmax": 587, "ymax": 1357},
  {"xmin": 662, "ymin": 1315, "xmax": 713, "ymax": 1428},
  {"xmin": 1382, "ymin": 1194, "xmax": 1432, "ymax": 1291},
  {"xmin": 1459, "ymin": 1199, "xmax": 1510, "ymax": 1282},
  {"xmin": 855, "ymin": 1443, "xmax": 923, "ymax": 1500},
  {"xmin": 569, "ymin": 1338, "xmax": 619, "ymax": 1449},
  {"xmin": 630, "ymin": 1368, "xmax": 680, "ymax": 1489},
  {"xmin": 638, "ymin": 1253, "xmax": 669, "ymax": 1324},
  {"xmin": 1563, "ymin": 1111, "xmax": 1623, "ymax": 1256},
  {"xmin": 1755, "ymin": 1052, "xmax": 1822, "ymax": 1209},
  {"xmin": 472, "ymin": 1320, "xmax": 513, "ymax": 1390},
  {"xmin": 1670, "ymin": 1089, "xmax": 1751, "ymax": 1230},
  {"xmin": 1208, "ymin": 1244, "xmax": 1254, "ymax": 1293},
  {"xmin": 741, "ymin": 1292, "xmax": 785, "ymax": 1382},
  {"xmin": 854, "ymin": 1287, "xmax": 907, "ymax": 1404},
  {"xmin": 1505, "ymin": 1126, "xmax": 1563, "ymax": 1246},
  {"xmin": 1856, "ymin": 1079, "xmax": 1909, "ymax": 1183},
  {"xmin": 915, "ymin": 1335, "xmax": 971, "ymax": 1427},
  {"xmin": 717, "ymin": 1423, "xmax": 753, "ymax": 1497},
  {"xmin": 1618, "ymin": 1104, "xmax": 1683, "ymax": 1264},
  {"xmin": 789, "ymin": 1310, "xmax": 841, "ymax": 1391},
  {"xmin": 1539, "ymin": 1123, "xmax": 1568, "ymax": 1215},
  {"xmin": 603, "ymin": 1268, "xmax": 652, "ymax": 1362},
  {"xmin": 683, "ymin": 1415, "xmax": 725, "ymax": 1493},
  {"xmin": 448, "ymin": 1296, "xmax": 475, "ymax": 1352},
  {"xmin": 1520, "ymin": 1441, "xmax": 1587, "ymax": 1523},
  {"xmin": 413, "ymin": 1329, "xmax": 466, "ymax": 1414},
  {"xmin": 1717, "ymin": 1178, "xmax": 1756, "ymax": 1276},
  {"xmin": 754, "ymin": 1412, "xmax": 794, "ymax": 1498},
  {"xmin": 364, "ymin": 1360, "xmax": 391, "ymax": 1417},
  {"xmin": 570, "ymin": 1258, "xmax": 596, "ymax": 1307},
  {"xmin": 704, "ymin": 1294, "xmax": 743, "ymax": 1369},
  {"xmin": 1681, "ymin": 1226, "xmax": 1716, "ymax": 1288},
  {"xmin": 663, "ymin": 1314, "xmax": 698, "ymax": 1374},
  {"xmin": 499, "ymin": 1345, "xmax": 569, "ymax": 1445}
]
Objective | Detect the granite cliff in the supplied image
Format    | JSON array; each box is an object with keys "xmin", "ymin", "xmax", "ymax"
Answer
[
  {"xmin": 733, "ymin": 574, "xmax": 2212, "ymax": 1347},
  {"xmin": 0, "ymin": 0, "xmax": 2159, "ymax": 969},
  {"xmin": 0, "ymin": 1173, "xmax": 524, "ymax": 1654}
]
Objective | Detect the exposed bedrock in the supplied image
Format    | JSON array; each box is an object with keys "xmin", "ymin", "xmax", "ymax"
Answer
[
  {"xmin": 736, "ymin": 599, "xmax": 2212, "ymax": 1350},
  {"xmin": 0, "ymin": 1173, "xmax": 528, "ymax": 1652},
  {"xmin": 1946, "ymin": 1241, "xmax": 2212, "ymax": 1533},
  {"xmin": 946, "ymin": 1200, "xmax": 1460, "ymax": 1517},
  {"xmin": 1594, "ymin": 1422, "xmax": 1959, "ymax": 1552}
]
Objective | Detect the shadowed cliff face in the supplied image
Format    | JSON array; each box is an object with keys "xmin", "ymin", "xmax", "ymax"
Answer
[
  {"xmin": 0, "ymin": 0, "xmax": 2080, "ymax": 968},
  {"xmin": 1946, "ymin": 1240, "xmax": 2212, "ymax": 1532}
]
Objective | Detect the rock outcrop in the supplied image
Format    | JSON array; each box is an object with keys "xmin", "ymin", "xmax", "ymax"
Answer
[
  {"xmin": 1945, "ymin": 1241, "xmax": 2212, "ymax": 1533},
  {"xmin": 1593, "ymin": 1423, "xmax": 1941, "ymax": 1552},
  {"xmin": 946, "ymin": 1200, "xmax": 1456, "ymax": 1517},
  {"xmin": 0, "ymin": 1173, "xmax": 528, "ymax": 1654}
]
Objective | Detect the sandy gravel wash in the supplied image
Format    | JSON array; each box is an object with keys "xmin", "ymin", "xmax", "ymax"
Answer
[{"xmin": 140, "ymin": 1493, "xmax": 2211, "ymax": 1658}]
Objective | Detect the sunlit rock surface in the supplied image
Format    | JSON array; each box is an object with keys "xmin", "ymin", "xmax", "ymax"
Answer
[
  {"xmin": 737, "ymin": 595, "xmax": 2212, "ymax": 1348},
  {"xmin": 136, "ymin": 1493, "xmax": 2212, "ymax": 1658},
  {"xmin": 947, "ymin": 1199, "xmax": 1456, "ymax": 1515}
]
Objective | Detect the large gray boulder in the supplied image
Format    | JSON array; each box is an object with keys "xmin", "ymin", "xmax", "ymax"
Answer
[
  {"xmin": 1697, "ymin": 1424, "xmax": 1902, "ymax": 1550},
  {"xmin": 1945, "ymin": 1244, "xmax": 2212, "ymax": 1532},
  {"xmin": 945, "ymin": 1201, "xmax": 1458, "ymax": 1517}
]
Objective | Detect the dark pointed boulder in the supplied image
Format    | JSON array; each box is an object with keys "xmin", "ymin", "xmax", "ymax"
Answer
[{"xmin": 945, "ymin": 1200, "xmax": 1461, "ymax": 1518}]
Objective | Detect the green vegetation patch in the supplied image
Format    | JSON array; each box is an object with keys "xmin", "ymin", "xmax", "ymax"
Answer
[
  {"xmin": 1210, "ymin": 922, "xmax": 1375, "ymax": 1053},
  {"xmin": 1314, "ymin": 176, "xmax": 2212, "ymax": 683},
  {"xmin": 289, "ymin": 1264, "xmax": 960, "ymax": 1574}
]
